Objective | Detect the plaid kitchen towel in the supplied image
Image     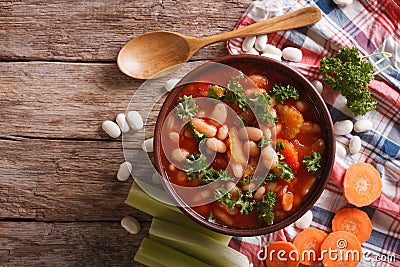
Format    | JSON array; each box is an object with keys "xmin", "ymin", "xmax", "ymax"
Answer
[{"xmin": 226, "ymin": 0, "xmax": 400, "ymax": 266}]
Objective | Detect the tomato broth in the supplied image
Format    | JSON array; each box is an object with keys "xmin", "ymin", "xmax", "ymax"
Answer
[{"xmin": 159, "ymin": 66, "xmax": 325, "ymax": 229}]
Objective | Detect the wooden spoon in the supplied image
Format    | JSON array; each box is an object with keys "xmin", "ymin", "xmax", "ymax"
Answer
[{"xmin": 117, "ymin": 6, "xmax": 321, "ymax": 79}]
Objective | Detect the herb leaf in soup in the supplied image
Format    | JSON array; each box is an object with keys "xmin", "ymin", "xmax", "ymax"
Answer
[
  {"xmin": 184, "ymin": 153, "xmax": 208, "ymax": 180},
  {"xmin": 208, "ymin": 85, "xmax": 225, "ymax": 99},
  {"xmin": 225, "ymin": 74, "xmax": 248, "ymax": 110},
  {"xmin": 257, "ymin": 190, "xmax": 277, "ymax": 225},
  {"xmin": 270, "ymin": 83, "xmax": 299, "ymax": 103},
  {"xmin": 248, "ymin": 92, "xmax": 278, "ymax": 125},
  {"xmin": 258, "ymin": 136, "xmax": 272, "ymax": 148},
  {"xmin": 303, "ymin": 152, "xmax": 322, "ymax": 173},
  {"xmin": 184, "ymin": 122, "xmax": 208, "ymax": 140},
  {"xmin": 175, "ymin": 95, "xmax": 198, "ymax": 120},
  {"xmin": 276, "ymin": 161, "xmax": 295, "ymax": 180}
]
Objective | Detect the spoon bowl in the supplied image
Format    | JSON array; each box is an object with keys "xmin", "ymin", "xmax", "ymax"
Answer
[{"xmin": 117, "ymin": 6, "xmax": 322, "ymax": 79}]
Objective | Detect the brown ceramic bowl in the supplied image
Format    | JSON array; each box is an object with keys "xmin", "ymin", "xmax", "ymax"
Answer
[{"xmin": 154, "ymin": 55, "xmax": 335, "ymax": 236}]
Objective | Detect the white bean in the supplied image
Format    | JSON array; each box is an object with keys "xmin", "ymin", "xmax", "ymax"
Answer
[
  {"xmin": 255, "ymin": 34, "xmax": 268, "ymax": 52},
  {"xmin": 349, "ymin": 136, "xmax": 362, "ymax": 155},
  {"xmin": 312, "ymin": 80, "xmax": 323, "ymax": 94},
  {"xmin": 206, "ymin": 138, "xmax": 227, "ymax": 153},
  {"xmin": 262, "ymin": 44, "xmax": 282, "ymax": 57},
  {"xmin": 191, "ymin": 118, "xmax": 217, "ymax": 137},
  {"xmin": 245, "ymin": 47, "xmax": 259, "ymax": 55},
  {"xmin": 261, "ymin": 146, "xmax": 278, "ymax": 169},
  {"xmin": 121, "ymin": 216, "xmax": 141, "ymax": 234},
  {"xmin": 260, "ymin": 124, "xmax": 272, "ymax": 139},
  {"xmin": 335, "ymin": 141, "xmax": 347, "ymax": 158},
  {"xmin": 116, "ymin": 113, "xmax": 130, "ymax": 133},
  {"xmin": 295, "ymin": 210, "xmax": 313, "ymax": 229},
  {"xmin": 102, "ymin": 120, "xmax": 121, "ymax": 138},
  {"xmin": 213, "ymin": 207, "xmax": 234, "ymax": 226},
  {"xmin": 354, "ymin": 119, "xmax": 373, "ymax": 133},
  {"xmin": 243, "ymin": 140, "xmax": 260, "ymax": 157},
  {"xmin": 217, "ymin": 125, "xmax": 229, "ymax": 140},
  {"xmin": 164, "ymin": 78, "xmax": 180, "ymax": 92},
  {"xmin": 210, "ymin": 103, "xmax": 228, "ymax": 124},
  {"xmin": 171, "ymin": 148, "xmax": 190, "ymax": 163},
  {"xmin": 117, "ymin": 161, "xmax": 132, "ymax": 181},
  {"xmin": 231, "ymin": 163, "xmax": 244, "ymax": 178},
  {"xmin": 333, "ymin": 0, "xmax": 353, "ymax": 7},
  {"xmin": 254, "ymin": 186, "xmax": 266, "ymax": 201},
  {"xmin": 334, "ymin": 120, "xmax": 353, "ymax": 135},
  {"xmin": 261, "ymin": 53, "xmax": 281, "ymax": 61},
  {"xmin": 142, "ymin": 138, "xmax": 154, "ymax": 153},
  {"xmin": 239, "ymin": 127, "xmax": 263, "ymax": 141},
  {"xmin": 295, "ymin": 100, "xmax": 308, "ymax": 112},
  {"xmin": 242, "ymin": 36, "xmax": 256, "ymax": 52},
  {"xmin": 126, "ymin": 111, "xmax": 143, "ymax": 130},
  {"xmin": 282, "ymin": 47, "xmax": 303, "ymax": 62}
]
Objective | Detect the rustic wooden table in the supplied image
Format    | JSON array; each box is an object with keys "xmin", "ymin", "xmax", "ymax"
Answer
[{"xmin": 0, "ymin": 0, "xmax": 252, "ymax": 266}]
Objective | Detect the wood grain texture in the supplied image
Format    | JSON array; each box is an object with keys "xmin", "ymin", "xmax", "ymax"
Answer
[
  {"xmin": 0, "ymin": 138, "xmax": 153, "ymax": 221},
  {"xmin": 0, "ymin": 0, "xmax": 251, "ymax": 61},
  {"xmin": 0, "ymin": 221, "xmax": 150, "ymax": 266}
]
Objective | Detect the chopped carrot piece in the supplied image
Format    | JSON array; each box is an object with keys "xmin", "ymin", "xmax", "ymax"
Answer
[
  {"xmin": 248, "ymin": 74, "xmax": 268, "ymax": 89},
  {"xmin": 343, "ymin": 162, "xmax": 382, "ymax": 207},
  {"xmin": 266, "ymin": 241, "xmax": 300, "ymax": 267},
  {"xmin": 277, "ymin": 138, "xmax": 300, "ymax": 172},
  {"xmin": 293, "ymin": 228, "xmax": 327, "ymax": 265},
  {"xmin": 275, "ymin": 104, "xmax": 304, "ymax": 140},
  {"xmin": 320, "ymin": 231, "xmax": 362, "ymax": 267},
  {"xmin": 332, "ymin": 208, "xmax": 372, "ymax": 243}
]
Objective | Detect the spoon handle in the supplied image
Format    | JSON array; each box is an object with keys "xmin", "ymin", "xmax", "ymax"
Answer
[{"xmin": 193, "ymin": 6, "xmax": 321, "ymax": 49}]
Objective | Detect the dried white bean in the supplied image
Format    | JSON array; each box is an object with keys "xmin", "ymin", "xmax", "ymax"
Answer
[
  {"xmin": 282, "ymin": 47, "xmax": 303, "ymax": 62},
  {"xmin": 245, "ymin": 47, "xmax": 259, "ymax": 55},
  {"xmin": 232, "ymin": 163, "xmax": 244, "ymax": 178},
  {"xmin": 102, "ymin": 120, "xmax": 121, "ymax": 138},
  {"xmin": 242, "ymin": 36, "xmax": 256, "ymax": 52},
  {"xmin": 335, "ymin": 141, "xmax": 347, "ymax": 158},
  {"xmin": 206, "ymin": 138, "xmax": 227, "ymax": 153},
  {"xmin": 217, "ymin": 125, "xmax": 229, "ymax": 140},
  {"xmin": 239, "ymin": 127, "xmax": 263, "ymax": 141},
  {"xmin": 142, "ymin": 138, "xmax": 154, "ymax": 152},
  {"xmin": 210, "ymin": 103, "xmax": 228, "ymax": 124},
  {"xmin": 254, "ymin": 186, "xmax": 266, "ymax": 200},
  {"xmin": 255, "ymin": 34, "xmax": 268, "ymax": 52},
  {"xmin": 261, "ymin": 53, "xmax": 281, "ymax": 61},
  {"xmin": 117, "ymin": 161, "xmax": 132, "ymax": 181},
  {"xmin": 311, "ymin": 80, "xmax": 323, "ymax": 94},
  {"xmin": 354, "ymin": 119, "xmax": 373, "ymax": 133},
  {"xmin": 126, "ymin": 111, "xmax": 143, "ymax": 130},
  {"xmin": 164, "ymin": 78, "xmax": 180, "ymax": 92},
  {"xmin": 243, "ymin": 140, "xmax": 260, "ymax": 157},
  {"xmin": 295, "ymin": 210, "xmax": 313, "ymax": 229},
  {"xmin": 262, "ymin": 44, "xmax": 282, "ymax": 57},
  {"xmin": 115, "ymin": 113, "xmax": 130, "ymax": 133},
  {"xmin": 333, "ymin": 0, "xmax": 353, "ymax": 7},
  {"xmin": 349, "ymin": 136, "xmax": 362, "ymax": 154},
  {"xmin": 121, "ymin": 216, "xmax": 141, "ymax": 234},
  {"xmin": 261, "ymin": 146, "xmax": 278, "ymax": 169},
  {"xmin": 171, "ymin": 148, "xmax": 189, "ymax": 162},
  {"xmin": 334, "ymin": 120, "xmax": 353, "ymax": 135}
]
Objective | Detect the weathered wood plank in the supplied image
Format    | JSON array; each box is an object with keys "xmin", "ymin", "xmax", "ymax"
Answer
[
  {"xmin": 0, "ymin": 61, "xmax": 164, "ymax": 141},
  {"xmin": 0, "ymin": 221, "xmax": 150, "ymax": 266},
  {"xmin": 0, "ymin": 0, "xmax": 251, "ymax": 61},
  {"xmin": 0, "ymin": 138, "xmax": 153, "ymax": 221}
]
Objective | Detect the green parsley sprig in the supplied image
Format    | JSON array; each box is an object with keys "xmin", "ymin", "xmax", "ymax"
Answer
[
  {"xmin": 303, "ymin": 152, "xmax": 322, "ymax": 173},
  {"xmin": 269, "ymin": 83, "xmax": 299, "ymax": 103},
  {"xmin": 256, "ymin": 190, "xmax": 277, "ymax": 226},
  {"xmin": 174, "ymin": 95, "xmax": 198, "ymax": 120}
]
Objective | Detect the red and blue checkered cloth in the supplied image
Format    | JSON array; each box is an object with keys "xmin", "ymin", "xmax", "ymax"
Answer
[{"xmin": 226, "ymin": 0, "xmax": 400, "ymax": 266}]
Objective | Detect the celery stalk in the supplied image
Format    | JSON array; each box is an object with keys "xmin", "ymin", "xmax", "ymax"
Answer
[
  {"xmin": 149, "ymin": 218, "xmax": 250, "ymax": 267},
  {"xmin": 125, "ymin": 182, "xmax": 231, "ymax": 245},
  {"xmin": 134, "ymin": 237, "xmax": 212, "ymax": 267}
]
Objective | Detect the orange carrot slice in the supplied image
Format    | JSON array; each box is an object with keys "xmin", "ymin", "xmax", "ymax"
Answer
[
  {"xmin": 320, "ymin": 231, "xmax": 362, "ymax": 267},
  {"xmin": 332, "ymin": 208, "xmax": 372, "ymax": 243},
  {"xmin": 265, "ymin": 241, "xmax": 300, "ymax": 267},
  {"xmin": 343, "ymin": 162, "xmax": 382, "ymax": 207},
  {"xmin": 277, "ymin": 138, "xmax": 300, "ymax": 172},
  {"xmin": 293, "ymin": 228, "xmax": 327, "ymax": 265}
]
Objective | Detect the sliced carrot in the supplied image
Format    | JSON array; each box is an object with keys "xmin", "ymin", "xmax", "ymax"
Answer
[
  {"xmin": 293, "ymin": 228, "xmax": 327, "ymax": 265},
  {"xmin": 277, "ymin": 138, "xmax": 300, "ymax": 172},
  {"xmin": 265, "ymin": 241, "xmax": 300, "ymax": 267},
  {"xmin": 275, "ymin": 104, "xmax": 304, "ymax": 140},
  {"xmin": 320, "ymin": 231, "xmax": 362, "ymax": 267},
  {"xmin": 343, "ymin": 162, "xmax": 382, "ymax": 207},
  {"xmin": 332, "ymin": 208, "xmax": 372, "ymax": 243}
]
